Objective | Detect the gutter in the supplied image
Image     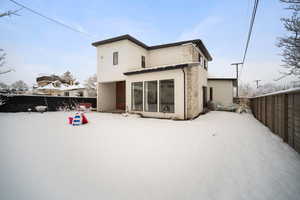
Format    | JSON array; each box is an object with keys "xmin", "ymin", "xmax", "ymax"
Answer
[
  {"xmin": 181, "ymin": 68, "xmax": 186, "ymax": 120},
  {"xmin": 124, "ymin": 64, "xmax": 188, "ymax": 75}
]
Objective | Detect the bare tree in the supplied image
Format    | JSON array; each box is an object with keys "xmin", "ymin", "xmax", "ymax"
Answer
[
  {"xmin": 11, "ymin": 80, "xmax": 28, "ymax": 91},
  {"xmin": 280, "ymin": 0, "xmax": 300, "ymax": 11},
  {"xmin": 0, "ymin": 82, "xmax": 9, "ymax": 90},
  {"xmin": 60, "ymin": 71, "xmax": 76, "ymax": 85},
  {"xmin": 239, "ymin": 83, "xmax": 255, "ymax": 97},
  {"xmin": 0, "ymin": 49, "xmax": 14, "ymax": 75},
  {"xmin": 84, "ymin": 74, "xmax": 97, "ymax": 97},
  {"xmin": 0, "ymin": 8, "xmax": 22, "ymax": 18},
  {"xmin": 277, "ymin": 0, "xmax": 300, "ymax": 79},
  {"xmin": 254, "ymin": 82, "xmax": 290, "ymax": 96}
]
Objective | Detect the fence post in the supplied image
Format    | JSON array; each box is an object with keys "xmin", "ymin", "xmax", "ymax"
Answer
[
  {"xmin": 283, "ymin": 94, "xmax": 288, "ymax": 142},
  {"xmin": 271, "ymin": 95, "xmax": 275, "ymax": 133},
  {"xmin": 264, "ymin": 96, "xmax": 267, "ymax": 125}
]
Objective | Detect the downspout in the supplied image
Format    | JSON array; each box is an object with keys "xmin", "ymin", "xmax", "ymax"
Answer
[{"xmin": 181, "ymin": 67, "xmax": 186, "ymax": 120}]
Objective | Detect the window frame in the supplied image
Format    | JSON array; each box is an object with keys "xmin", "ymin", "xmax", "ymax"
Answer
[
  {"xmin": 203, "ymin": 86, "xmax": 208, "ymax": 108},
  {"xmin": 204, "ymin": 59, "xmax": 207, "ymax": 70},
  {"xmin": 198, "ymin": 53, "xmax": 202, "ymax": 63},
  {"xmin": 113, "ymin": 52, "xmax": 118, "ymax": 65},
  {"xmin": 141, "ymin": 55, "xmax": 145, "ymax": 68},
  {"xmin": 144, "ymin": 80, "xmax": 158, "ymax": 112},
  {"xmin": 131, "ymin": 81, "xmax": 143, "ymax": 111},
  {"xmin": 209, "ymin": 87, "xmax": 213, "ymax": 101},
  {"xmin": 159, "ymin": 79, "xmax": 175, "ymax": 113}
]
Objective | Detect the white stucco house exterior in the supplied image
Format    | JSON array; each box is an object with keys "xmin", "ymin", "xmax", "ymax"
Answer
[{"xmin": 92, "ymin": 34, "xmax": 236, "ymax": 120}]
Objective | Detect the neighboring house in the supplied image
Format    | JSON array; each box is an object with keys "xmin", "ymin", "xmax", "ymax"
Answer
[
  {"xmin": 92, "ymin": 34, "xmax": 236, "ymax": 119},
  {"xmin": 34, "ymin": 83, "xmax": 89, "ymax": 97},
  {"xmin": 207, "ymin": 77, "xmax": 237, "ymax": 106},
  {"xmin": 36, "ymin": 74, "xmax": 75, "ymax": 87},
  {"xmin": 36, "ymin": 74, "xmax": 62, "ymax": 87},
  {"xmin": 34, "ymin": 74, "xmax": 89, "ymax": 97},
  {"xmin": 60, "ymin": 84, "xmax": 88, "ymax": 97}
]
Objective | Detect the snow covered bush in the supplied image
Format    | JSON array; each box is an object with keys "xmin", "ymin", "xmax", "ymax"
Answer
[{"xmin": 35, "ymin": 105, "xmax": 47, "ymax": 113}]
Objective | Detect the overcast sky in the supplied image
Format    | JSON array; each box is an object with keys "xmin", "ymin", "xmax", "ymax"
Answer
[{"xmin": 0, "ymin": 0, "xmax": 297, "ymax": 87}]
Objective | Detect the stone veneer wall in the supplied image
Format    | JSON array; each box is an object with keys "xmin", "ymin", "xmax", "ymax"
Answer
[{"xmin": 186, "ymin": 66, "xmax": 200, "ymax": 119}]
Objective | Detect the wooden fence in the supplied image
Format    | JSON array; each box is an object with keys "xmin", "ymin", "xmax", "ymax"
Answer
[
  {"xmin": 251, "ymin": 88, "xmax": 300, "ymax": 153},
  {"xmin": 0, "ymin": 94, "xmax": 96, "ymax": 112}
]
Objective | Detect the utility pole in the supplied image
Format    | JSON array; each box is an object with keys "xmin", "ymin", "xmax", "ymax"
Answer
[
  {"xmin": 231, "ymin": 62, "xmax": 243, "ymax": 97},
  {"xmin": 254, "ymin": 80, "xmax": 261, "ymax": 88}
]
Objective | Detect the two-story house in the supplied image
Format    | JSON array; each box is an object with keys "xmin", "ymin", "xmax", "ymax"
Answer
[{"xmin": 92, "ymin": 34, "xmax": 235, "ymax": 120}]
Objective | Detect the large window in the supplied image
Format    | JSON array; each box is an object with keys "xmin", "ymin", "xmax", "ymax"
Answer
[
  {"xmin": 131, "ymin": 82, "xmax": 143, "ymax": 111},
  {"xmin": 144, "ymin": 81, "xmax": 157, "ymax": 112},
  {"xmin": 159, "ymin": 79, "xmax": 174, "ymax": 113},
  {"xmin": 113, "ymin": 52, "xmax": 118, "ymax": 65}
]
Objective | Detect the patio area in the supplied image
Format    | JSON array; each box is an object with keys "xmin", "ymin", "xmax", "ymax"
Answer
[{"xmin": 0, "ymin": 111, "xmax": 299, "ymax": 200}]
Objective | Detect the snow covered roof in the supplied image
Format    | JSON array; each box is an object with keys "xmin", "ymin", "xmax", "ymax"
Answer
[
  {"xmin": 208, "ymin": 77, "xmax": 237, "ymax": 80},
  {"xmin": 37, "ymin": 84, "xmax": 60, "ymax": 90},
  {"xmin": 207, "ymin": 76, "xmax": 237, "ymax": 87},
  {"xmin": 60, "ymin": 84, "xmax": 85, "ymax": 91},
  {"xmin": 253, "ymin": 87, "xmax": 300, "ymax": 98},
  {"xmin": 36, "ymin": 83, "xmax": 86, "ymax": 91}
]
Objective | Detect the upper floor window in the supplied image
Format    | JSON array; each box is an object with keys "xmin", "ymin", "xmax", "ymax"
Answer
[
  {"xmin": 113, "ymin": 52, "xmax": 118, "ymax": 65},
  {"xmin": 141, "ymin": 56, "xmax": 145, "ymax": 68},
  {"xmin": 204, "ymin": 59, "xmax": 207, "ymax": 70},
  {"xmin": 198, "ymin": 53, "xmax": 202, "ymax": 63}
]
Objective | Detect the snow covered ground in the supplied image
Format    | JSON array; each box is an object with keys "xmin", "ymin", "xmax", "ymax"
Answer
[{"xmin": 0, "ymin": 111, "xmax": 300, "ymax": 200}]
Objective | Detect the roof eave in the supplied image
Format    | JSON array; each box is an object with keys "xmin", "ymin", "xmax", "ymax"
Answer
[
  {"xmin": 92, "ymin": 34, "xmax": 213, "ymax": 61},
  {"xmin": 123, "ymin": 64, "xmax": 189, "ymax": 75}
]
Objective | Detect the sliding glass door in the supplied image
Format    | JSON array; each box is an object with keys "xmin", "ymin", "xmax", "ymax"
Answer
[
  {"xmin": 159, "ymin": 79, "xmax": 174, "ymax": 113},
  {"xmin": 131, "ymin": 82, "xmax": 143, "ymax": 111},
  {"xmin": 144, "ymin": 81, "xmax": 158, "ymax": 112}
]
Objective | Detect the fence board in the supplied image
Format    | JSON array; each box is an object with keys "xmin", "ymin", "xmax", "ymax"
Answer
[
  {"xmin": 261, "ymin": 97, "xmax": 266, "ymax": 124},
  {"xmin": 266, "ymin": 96, "xmax": 273, "ymax": 131},
  {"xmin": 251, "ymin": 89, "xmax": 300, "ymax": 153}
]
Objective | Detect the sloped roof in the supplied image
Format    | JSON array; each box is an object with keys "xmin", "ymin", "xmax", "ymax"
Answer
[
  {"xmin": 37, "ymin": 83, "xmax": 85, "ymax": 91},
  {"xmin": 92, "ymin": 34, "xmax": 212, "ymax": 61},
  {"xmin": 37, "ymin": 84, "xmax": 60, "ymax": 90},
  {"xmin": 60, "ymin": 84, "xmax": 85, "ymax": 91}
]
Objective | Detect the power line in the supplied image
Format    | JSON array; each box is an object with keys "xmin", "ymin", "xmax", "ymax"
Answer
[
  {"xmin": 243, "ymin": 0, "xmax": 259, "ymax": 64},
  {"xmin": 7, "ymin": 0, "xmax": 94, "ymax": 38},
  {"xmin": 239, "ymin": 0, "xmax": 260, "ymax": 79},
  {"xmin": 0, "ymin": 7, "xmax": 23, "ymax": 18}
]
